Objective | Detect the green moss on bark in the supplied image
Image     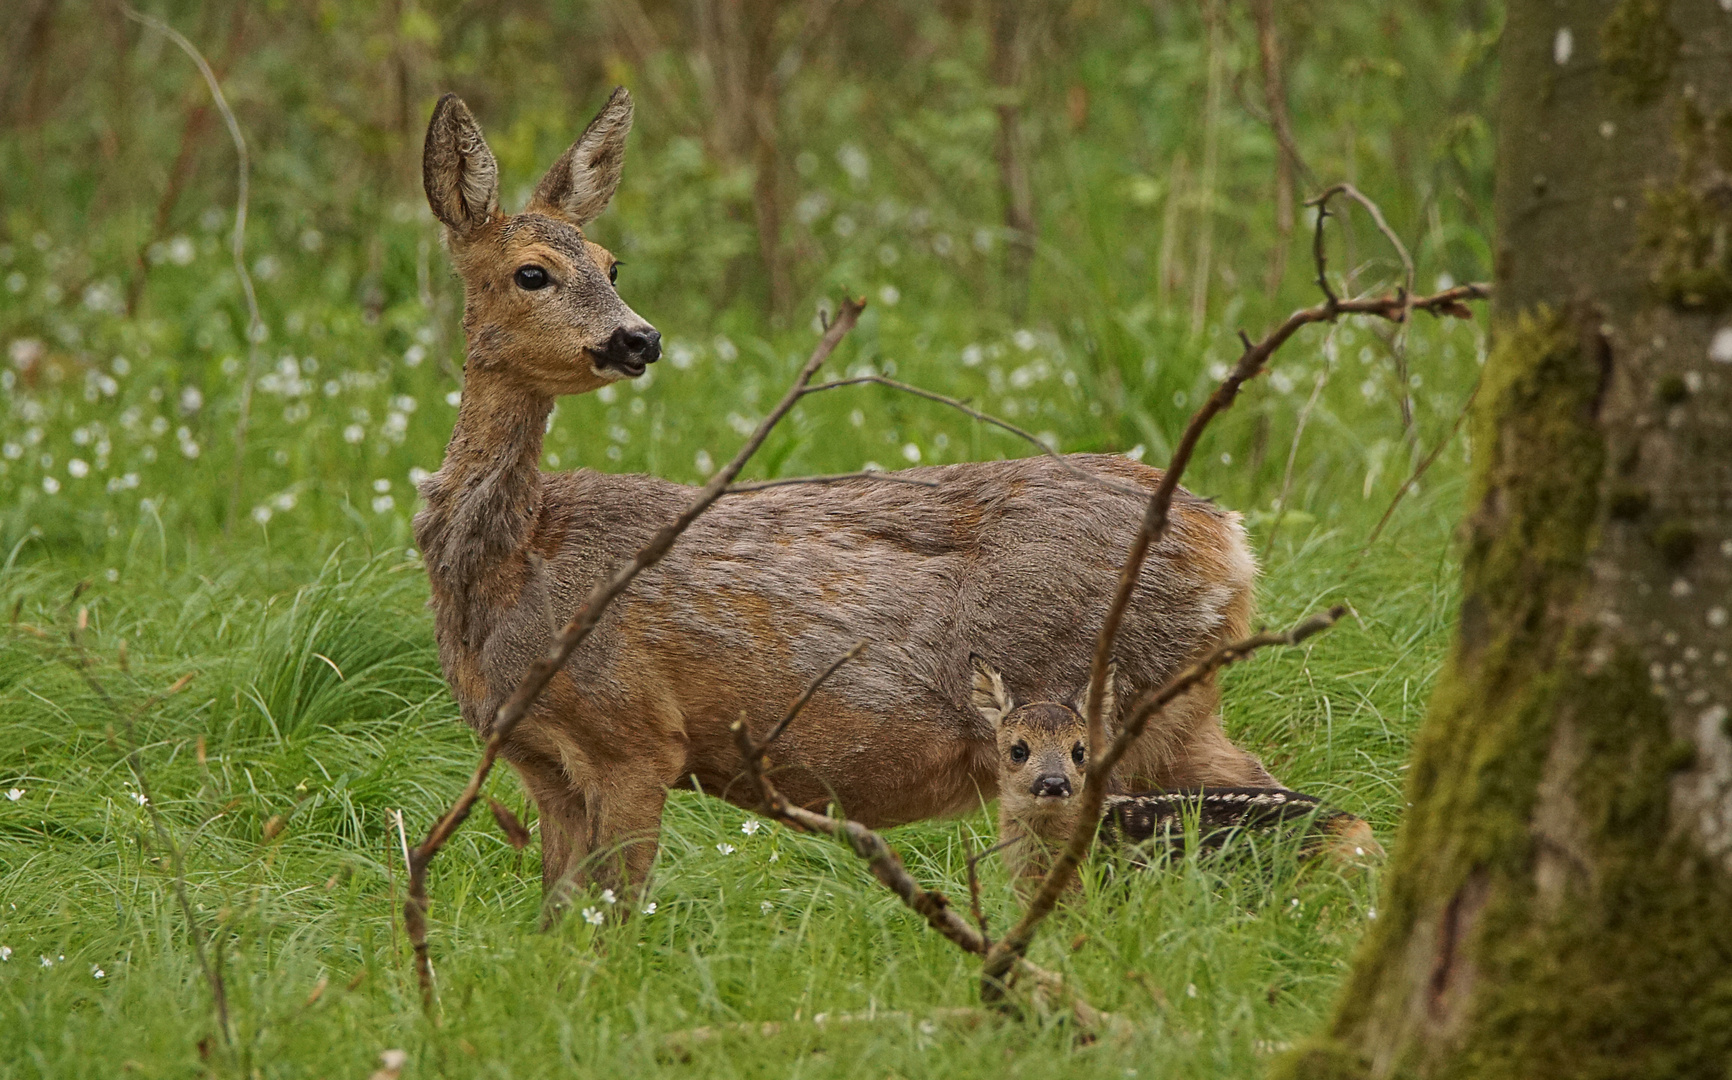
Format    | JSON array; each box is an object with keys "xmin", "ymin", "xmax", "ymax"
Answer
[
  {"xmin": 1600, "ymin": 0, "xmax": 1680, "ymax": 106},
  {"xmin": 1640, "ymin": 101, "xmax": 1732, "ymax": 311}
]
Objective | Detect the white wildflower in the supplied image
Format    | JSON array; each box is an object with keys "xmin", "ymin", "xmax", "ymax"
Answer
[
  {"xmin": 5, "ymin": 788, "xmax": 23, "ymax": 801},
  {"xmin": 641, "ymin": 902, "xmax": 657, "ymax": 916},
  {"xmin": 741, "ymin": 819, "xmax": 761, "ymax": 836},
  {"xmin": 131, "ymin": 792, "xmax": 148, "ymax": 806},
  {"xmin": 92, "ymin": 966, "xmax": 105, "ymax": 979},
  {"xmin": 760, "ymin": 900, "xmax": 773, "ymax": 914},
  {"xmin": 582, "ymin": 907, "xmax": 604, "ymax": 926},
  {"xmin": 0, "ymin": 946, "xmax": 10, "ymax": 961},
  {"xmin": 600, "ymin": 889, "xmax": 617, "ymax": 905},
  {"xmin": 716, "ymin": 842, "xmax": 736, "ymax": 855}
]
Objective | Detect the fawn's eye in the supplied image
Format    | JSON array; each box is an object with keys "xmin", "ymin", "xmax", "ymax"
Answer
[
  {"xmin": 1009, "ymin": 742, "xmax": 1029, "ymax": 764},
  {"xmin": 608, "ymin": 263, "xmax": 619, "ymax": 285},
  {"xmin": 514, "ymin": 265, "xmax": 550, "ymax": 290},
  {"xmin": 1072, "ymin": 742, "xmax": 1086, "ymax": 765}
]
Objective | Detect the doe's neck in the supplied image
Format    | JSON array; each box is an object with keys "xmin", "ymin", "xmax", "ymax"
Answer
[{"xmin": 416, "ymin": 369, "xmax": 556, "ymax": 611}]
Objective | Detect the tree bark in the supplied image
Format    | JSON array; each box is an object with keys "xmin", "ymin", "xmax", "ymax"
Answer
[{"xmin": 1276, "ymin": 2, "xmax": 1732, "ymax": 1077}]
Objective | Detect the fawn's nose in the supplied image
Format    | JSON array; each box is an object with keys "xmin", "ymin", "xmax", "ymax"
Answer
[
  {"xmin": 1031, "ymin": 774, "xmax": 1072, "ymax": 799},
  {"xmin": 616, "ymin": 325, "xmax": 661, "ymax": 363}
]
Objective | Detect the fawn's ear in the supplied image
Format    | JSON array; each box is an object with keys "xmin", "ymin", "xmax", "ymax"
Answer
[
  {"xmin": 1074, "ymin": 661, "xmax": 1118, "ymax": 726},
  {"xmin": 423, "ymin": 94, "xmax": 500, "ymax": 238},
  {"xmin": 969, "ymin": 654, "xmax": 1016, "ymax": 729},
  {"xmin": 529, "ymin": 86, "xmax": 633, "ymax": 225}
]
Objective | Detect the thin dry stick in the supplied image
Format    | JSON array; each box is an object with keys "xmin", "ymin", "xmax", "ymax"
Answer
[
  {"xmin": 1261, "ymin": 358, "xmax": 1332, "ymax": 561},
  {"xmin": 757, "ymin": 641, "xmax": 867, "ymax": 750},
  {"xmin": 1359, "ymin": 374, "xmax": 1481, "ymax": 555},
  {"xmin": 1310, "ymin": 183, "xmax": 1417, "ymax": 443},
  {"xmin": 730, "ymin": 648, "xmax": 1108, "ymax": 1022},
  {"xmin": 987, "ymin": 195, "xmax": 1486, "ymax": 985},
  {"xmin": 121, "ymin": 5, "xmax": 266, "ymax": 536},
  {"xmin": 62, "ymin": 620, "xmax": 227, "ymax": 1042},
  {"xmin": 802, "ymin": 374, "xmax": 1146, "ymax": 498},
  {"xmin": 403, "ymin": 298, "xmax": 866, "ymax": 1013},
  {"xmin": 982, "ymin": 605, "xmax": 1347, "ymax": 985},
  {"xmin": 726, "ymin": 471, "xmax": 938, "ymax": 493}
]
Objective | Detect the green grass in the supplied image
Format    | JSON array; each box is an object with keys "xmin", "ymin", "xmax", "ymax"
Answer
[
  {"xmin": 0, "ymin": 5, "xmax": 1495, "ymax": 1072},
  {"xmin": 0, "ymin": 471, "xmax": 1464, "ymax": 1077}
]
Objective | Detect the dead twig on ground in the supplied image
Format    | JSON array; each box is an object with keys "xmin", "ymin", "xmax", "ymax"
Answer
[{"xmin": 403, "ymin": 298, "xmax": 866, "ymax": 1015}]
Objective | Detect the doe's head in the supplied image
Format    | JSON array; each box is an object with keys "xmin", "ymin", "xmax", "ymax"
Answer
[
  {"xmin": 970, "ymin": 655, "xmax": 1116, "ymax": 820},
  {"xmin": 423, "ymin": 88, "xmax": 660, "ymax": 397}
]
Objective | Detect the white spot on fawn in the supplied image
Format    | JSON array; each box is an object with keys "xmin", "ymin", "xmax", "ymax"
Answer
[{"xmin": 1553, "ymin": 27, "xmax": 1574, "ymax": 65}]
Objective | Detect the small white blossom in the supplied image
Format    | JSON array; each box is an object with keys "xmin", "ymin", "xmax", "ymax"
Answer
[
  {"xmin": 1186, "ymin": 983, "xmax": 1198, "ymax": 998},
  {"xmin": 92, "ymin": 966, "xmax": 105, "ymax": 979},
  {"xmin": 582, "ymin": 907, "xmax": 604, "ymax": 926},
  {"xmin": 40, "ymin": 956, "xmax": 52, "ymax": 968},
  {"xmin": 600, "ymin": 889, "xmax": 617, "ymax": 905},
  {"xmin": 740, "ymin": 819, "xmax": 761, "ymax": 836},
  {"xmin": 130, "ymin": 792, "xmax": 148, "ymax": 806},
  {"xmin": 641, "ymin": 902, "xmax": 657, "ymax": 916},
  {"xmin": 5, "ymin": 788, "xmax": 22, "ymax": 802},
  {"xmin": 0, "ymin": 946, "xmax": 11, "ymax": 961},
  {"xmin": 716, "ymin": 842, "xmax": 736, "ymax": 855},
  {"xmin": 760, "ymin": 900, "xmax": 773, "ymax": 914}
]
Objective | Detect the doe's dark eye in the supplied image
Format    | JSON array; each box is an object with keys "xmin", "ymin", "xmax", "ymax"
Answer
[
  {"xmin": 1072, "ymin": 743, "xmax": 1086, "ymax": 766},
  {"xmin": 1009, "ymin": 742, "xmax": 1029, "ymax": 765},
  {"xmin": 514, "ymin": 265, "xmax": 550, "ymax": 290},
  {"xmin": 608, "ymin": 263, "xmax": 619, "ymax": 285}
]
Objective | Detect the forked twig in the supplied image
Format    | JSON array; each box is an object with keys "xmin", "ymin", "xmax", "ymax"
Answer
[
  {"xmin": 988, "ymin": 183, "xmax": 1484, "ymax": 989},
  {"xmin": 1310, "ymin": 183, "xmax": 1418, "ymax": 442},
  {"xmin": 121, "ymin": 5, "xmax": 266, "ymax": 536},
  {"xmin": 403, "ymin": 298, "xmax": 867, "ymax": 1013},
  {"xmin": 981, "ymin": 605, "xmax": 1347, "ymax": 986},
  {"xmin": 757, "ymin": 641, "xmax": 867, "ymax": 750},
  {"xmin": 802, "ymin": 374, "xmax": 1147, "ymax": 497},
  {"xmin": 731, "ymin": 656, "xmax": 1112, "ymax": 1027}
]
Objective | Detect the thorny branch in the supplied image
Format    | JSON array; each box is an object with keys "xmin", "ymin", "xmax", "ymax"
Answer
[
  {"xmin": 403, "ymin": 298, "xmax": 866, "ymax": 1014},
  {"xmin": 120, "ymin": 5, "xmax": 266, "ymax": 537},
  {"xmin": 981, "ymin": 605, "xmax": 1348, "ymax": 986}
]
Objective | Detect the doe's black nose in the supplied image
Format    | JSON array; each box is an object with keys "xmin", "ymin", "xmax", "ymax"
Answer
[
  {"xmin": 617, "ymin": 325, "xmax": 661, "ymax": 363},
  {"xmin": 1031, "ymin": 775, "xmax": 1072, "ymax": 799}
]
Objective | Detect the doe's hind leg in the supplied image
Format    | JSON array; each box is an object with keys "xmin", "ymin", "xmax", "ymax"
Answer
[{"xmin": 1113, "ymin": 678, "xmax": 1279, "ymax": 790}]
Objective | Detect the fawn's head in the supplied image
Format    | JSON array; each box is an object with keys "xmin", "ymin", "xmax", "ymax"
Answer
[
  {"xmin": 423, "ymin": 88, "xmax": 660, "ymax": 397},
  {"xmin": 970, "ymin": 655, "xmax": 1116, "ymax": 823}
]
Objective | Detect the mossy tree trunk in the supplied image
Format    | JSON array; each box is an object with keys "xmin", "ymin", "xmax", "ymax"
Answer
[{"xmin": 1277, "ymin": 2, "xmax": 1732, "ymax": 1076}]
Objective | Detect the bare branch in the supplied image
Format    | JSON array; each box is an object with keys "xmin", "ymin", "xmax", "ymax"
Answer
[
  {"xmin": 802, "ymin": 374, "xmax": 1147, "ymax": 498},
  {"xmin": 1310, "ymin": 183, "xmax": 1418, "ymax": 441},
  {"xmin": 757, "ymin": 641, "xmax": 867, "ymax": 751},
  {"xmin": 403, "ymin": 298, "xmax": 866, "ymax": 1013},
  {"xmin": 725, "ymin": 471, "xmax": 938, "ymax": 493},
  {"xmin": 982, "ymin": 605, "xmax": 1348, "ymax": 984}
]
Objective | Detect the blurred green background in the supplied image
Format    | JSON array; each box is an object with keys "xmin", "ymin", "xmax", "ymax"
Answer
[{"xmin": 0, "ymin": 2, "xmax": 1498, "ymax": 1076}]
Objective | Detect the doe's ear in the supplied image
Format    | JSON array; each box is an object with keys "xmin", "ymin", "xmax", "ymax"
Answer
[
  {"xmin": 1074, "ymin": 661, "xmax": 1118, "ymax": 728},
  {"xmin": 423, "ymin": 94, "xmax": 499, "ymax": 238},
  {"xmin": 529, "ymin": 86, "xmax": 633, "ymax": 225},
  {"xmin": 969, "ymin": 654, "xmax": 1017, "ymax": 729}
]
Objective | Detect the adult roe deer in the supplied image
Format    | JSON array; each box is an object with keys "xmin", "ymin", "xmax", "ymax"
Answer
[{"xmin": 414, "ymin": 87, "xmax": 1280, "ymax": 905}]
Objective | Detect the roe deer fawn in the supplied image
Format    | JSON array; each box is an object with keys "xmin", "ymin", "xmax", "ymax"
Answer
[
  {"xmin": 415, "ymin": 87, "xmax": 1279, "ymax": 906},
  {"xmin": 969, "ymin": 655, "xmax": 1378, "ymax": 891}
]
